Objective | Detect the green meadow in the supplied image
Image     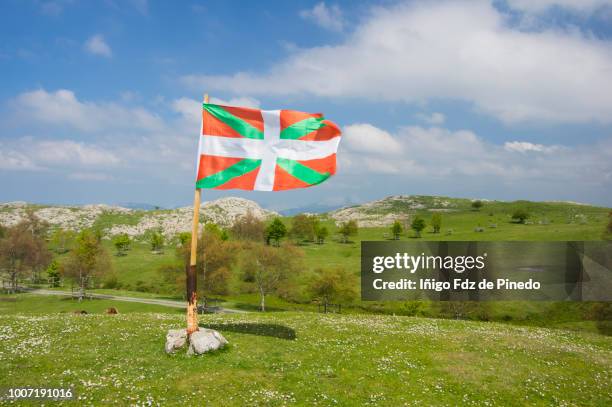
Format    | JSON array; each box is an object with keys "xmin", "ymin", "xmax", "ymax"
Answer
[
  {"xmin": 80, "ymin": 198, "xmax": 611, "ymax": 329},
  {"xmin": 2, "ymin": 197, "xmax": 610, "ymax": 405},
  {"xmin": 0, "ymin": 295, "xmax": 610, "ymax": 406}
]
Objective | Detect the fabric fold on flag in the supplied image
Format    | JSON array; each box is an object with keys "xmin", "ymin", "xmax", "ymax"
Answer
[{"xmin": 195, "ymin": 103, "xmax": 342, "ymax": 191}]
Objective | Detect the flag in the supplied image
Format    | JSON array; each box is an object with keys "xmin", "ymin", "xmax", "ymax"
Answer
[{"xmin": 195, "ymin": 103, "xmax": 342, "ymax": 191}]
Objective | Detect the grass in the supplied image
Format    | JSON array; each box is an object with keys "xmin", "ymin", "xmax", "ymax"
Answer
[
  {"xmin": 34, "ymin": 198, "xmax": 606, "ymax": 331},
  {"xmin": 0, "ymin": 295, "xmax": 610, "ymax": 405},
  {"xmin": 0, "ymin": 294, "xmax": 179, "ymax": 314}
]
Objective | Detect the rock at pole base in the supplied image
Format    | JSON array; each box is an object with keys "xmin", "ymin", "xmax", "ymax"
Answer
[
  {"xmin": 165, "ymin": 329, "xmax": 187, "ymax": 354},
  {"xmin": 165, "ymin": 328, "xmax": 228, "ymax": 355},
  {"xmin": 187, "ymin": 329, "xmax": 228, "ymax": 355}
]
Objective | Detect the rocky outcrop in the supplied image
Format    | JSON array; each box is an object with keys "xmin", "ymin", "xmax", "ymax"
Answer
[
  {"xmin": 329, "ymin": 195, "xmax": 456, "ymax": 227},
  {"xmin": 0, "ymin": 197, "xmax": 277, "ymax": 238},
  {"xmin": 107, "ymin": 197, "xmax": 277, "ymax": 237},
  {"xmin": 0, "ymin": 202, "xmax": 131, "ymax": 230}
]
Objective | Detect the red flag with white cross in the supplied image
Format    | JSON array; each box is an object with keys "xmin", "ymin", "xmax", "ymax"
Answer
[{"xmin": 195, "ymin": 103, "xmax": 342, "ymax": 191}]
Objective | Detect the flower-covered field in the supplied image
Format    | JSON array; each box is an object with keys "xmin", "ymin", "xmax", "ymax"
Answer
[{"xmin": 0, "ymin": 297, "xmax": 611, "ymax": 406}]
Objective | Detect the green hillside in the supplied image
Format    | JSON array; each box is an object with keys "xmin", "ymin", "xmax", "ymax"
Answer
[{"xmin": 1, "ymin": 296, "xmax": 610, "ymax": 406}]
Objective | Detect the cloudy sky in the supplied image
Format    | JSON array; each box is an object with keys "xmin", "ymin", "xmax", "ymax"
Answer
[{"xmin": 1, "ymin": 0, "xmax": 612, "ymax": 210}]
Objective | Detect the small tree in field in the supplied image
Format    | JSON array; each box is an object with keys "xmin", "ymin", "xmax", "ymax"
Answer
[
  {"xmin": 471, "ymin": 200, "xmax": 484, "ymax": 211},
  {"xmin": 511, "ymin": 209, "xmax": 530, "ymax": 224},
  {"xmin": 289, "ymin": 214, "xmax": 318, "ymax": 244},
  {"xmin": 50, "ymin": 229, "xmax": 76, "ymax": 254},
  {"xmin": 431, "ymin": 213, "xmax": 442, "ymax": 233},
  {"xmin": 411, "ymin": 216, "xmax": 426, "ymax": 238},
  {"xmin": 604, "ymin": 210, "xmax": 612, "ymax": 240},
  {"xmin": 62, "ymin": 229, "xmax": 111, "ymax": 299},
  {"xmin": 231, "ymin": 211, "xmax": 265, "ymax": 242},
  {"xmin": 113, "ymin": 233, "xmax": 131, "ymax": 256},
  {"xmin": 265, "ymin": 218, "xmax": 287, "ymax": 247},
  {"xmin": 242, "ymin": 243, "xmax": 302, "ymax": 311},
  {"xmin": 0, "ymin": 219, "xmax": 51, "ymax": 291},
  {"xmin": 391, "ymin": 220, "xmax": 403, "ymax": 240},
  {"xmin": 309, "ymin": 267, "xmax": 357, "ymax": 310},
  {"xmin": 46, "ymin": 260, "xmax": 60, "ymax": 287},
  {"xmin": 148, "ymin": 229, "xmax": 165, "ymax": 253},
  {"xmin": 338, "ymin": 220, "xmax": 358, "ymax": 243},
  {"xmin": 315, "ymin": 225, "xmax": 329, "ymax": 244}
]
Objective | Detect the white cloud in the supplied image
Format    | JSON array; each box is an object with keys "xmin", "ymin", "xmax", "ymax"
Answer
[
  {"xmin": 0, "ymin": 148, "xmax": 41, "ymax": 171},
  {"xmin": 504, "ymin": 141, "xmax": 562, "ymax": 153},
  {"xmin": 415, "ymin": 112, "xmax": 445, "ymax": 125},
  {"xmin": 85, "ymin": 34, "xmax": 112, "ymax": 58},
  {"xmin": 69, "ymin": 172, "xmax": 113, "ymax": 181},
  {"xmin": 506, "ymin": 0, "xmax": 612, "ymax": 14},
  {"xmin": 343, "ymin": 123, "xmax": 403, "ymax": 154},
  {"xmin": 183, "ymin": 0, "xmax": 612, "ymax": 124},
  {"xmin": 12, "ymin": 89, "xmax": 164, "ymax": 132},
  {"xmin": 32, "ymin": 140, "xmax": 120, "ymax": 166},
  {"xmin": 299, "ymin": 2, "xmax": 344, "ymax": 32},
  {"xmin": 339, "ymin": 123, "xmax": 612, "ymax": 190},
  {"xmin": 210, "ymin": 96, "xmax": 261, "ymax": 109}
]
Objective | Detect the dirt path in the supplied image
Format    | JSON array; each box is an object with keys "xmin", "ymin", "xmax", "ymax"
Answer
[{"xmin": 24, "ymin": 288, "xmax": 248, "ymax": 314}]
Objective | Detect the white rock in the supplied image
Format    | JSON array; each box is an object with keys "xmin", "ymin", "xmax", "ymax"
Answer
[
  {"xmin": 165, "ymin": 329, "xmax": 188, "ymax": 354},
  {"xmin": 0, "ymin": 197, "xmax": 278, "ymax": 239},
  {"xmin": 187, "ymin": 328, "xmax": 228, "ymax": 355}
]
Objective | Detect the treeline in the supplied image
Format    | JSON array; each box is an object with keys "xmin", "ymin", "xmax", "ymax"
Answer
[{"xmin": 159, "ymin": 212, "xmax": 358, "ymax": 311}]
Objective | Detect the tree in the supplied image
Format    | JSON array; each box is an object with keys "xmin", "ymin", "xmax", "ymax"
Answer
[
  {"xmin": 174, "ymin": 226, "xmax": 237, "ymax": 304},
  {"xmin": 391, "ymin": 220, "xmax": 403, "ymax": 240},
  {"xmin": 204, "ymin": 223, "xmax": 229, "ymax": 241},
  {"xmin": 511, "ymin": 209, "xmax": 530, "ymax": 224},
  {"xmin": 604, "ymin": 210, "xmax": 612, "ymax": 240},
  {"xmin": 112, "ymin": 233, "xmax": 131, "ymax": 256},
  {"xmin": 0, "ymin": 219, "xmax": 51, "ymax": 292},
  {"xmin": 242, "ymin": 243, "xmax": 302, "ymax": 311},
  {"xmin": 177, "ymin": 232, "xmax": 191, "ymax": 246},
  {"xmin": 431, "ymin": 213, "xmax": 442, "ymax": 234},
  {"xmin": 50, "ymin": 229, "xmax": 76, "ymax": 254},
  {"xmin": 198, "ymin": 228, "xmax": 237, "ymax": 302},
  {"xmin": 289, "ymin": 214, "xmax": 319, "ymax": 244},
  {"xmin": 338, "ymin": 220, "xmax": 358, "ymax": 243},
  {"xmin": 309, "ymin": 267, "xmax": 357, "ymax": 310},
  {"xmin": 265, "ymin": 218, "xmax": 287, "ymax": 246},
  {"xmin": 61, "ymin": 229, "xmax": 111, "ymax": 299},
  {"xmin": 315, "ymin": 225, "xmax": 329, "ymax": 244},
  {"xmin": 148, "ymin": 229, "xmax": 165, "ymax": 253},
  {"xmin": 231, "ymin": 211, "xmax": 265, "ymax": 242},
  {"xmin": 46, "ymin": 260, "xmax": 60, "ymax": 287},
  {"xmin": 411, "ymin": 216, "xmax": 426, "ymax": 237},
  {"xmin": 471, "ymin": 200, "xmax": 484, "ymax": 211}
]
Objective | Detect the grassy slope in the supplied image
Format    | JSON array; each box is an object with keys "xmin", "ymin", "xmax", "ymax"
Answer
[
  {"xmin": 105, "ymin": 200, "xmax": 609, "ymax": 288},
  {"xmin": 0, "ymin": 297, "xmax": 610, "ymax": 405},
  {"xmin": 75, "ymin": 199, "xmax": 608, "ymax": 328}
]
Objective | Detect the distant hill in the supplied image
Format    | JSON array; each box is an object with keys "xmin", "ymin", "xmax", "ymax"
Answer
[
  {"xmin": 115, "ymin": 202, "xmax": 164, "ymax": 210},
  {"xmin": 1, "ymin": 195, "xmax": 606, "ymax": 234},
  {"xmin": 328, "ymin": 195, "xmax": 605, "ymax": 227},
  {"xmin": 279, "ymin": 203, "xmax": 345, "ymax": 216},
  {"xmin": 0, "ymin": 197, "xmax": 278, "ymax": 238}
]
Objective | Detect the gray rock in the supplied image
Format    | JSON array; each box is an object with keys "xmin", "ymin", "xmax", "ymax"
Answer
[
  {"xmin": 165, "ymin": 329, "xmax": 187, "ymax": 354},
  {"xmin": 187, "ymin": 328, "xmax": 228, "ymax": 355}
]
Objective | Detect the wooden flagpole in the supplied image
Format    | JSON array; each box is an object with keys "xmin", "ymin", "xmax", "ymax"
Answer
[{"xmin": 186, "ymin": 93, "xmax": 208, "ymax": 335}]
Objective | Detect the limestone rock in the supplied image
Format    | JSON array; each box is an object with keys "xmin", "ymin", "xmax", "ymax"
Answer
[
  {"xmin": 165, "ymin": 329, "xmax": 187, "ymax": 354},
  {"xmin": 187, "ymin": 329, "xmax": 228, "ymax": 355}
]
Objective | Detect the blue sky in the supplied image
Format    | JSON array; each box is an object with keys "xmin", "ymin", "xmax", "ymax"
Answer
[{"xmin": 1, "ymin": 0, "xmax": 612, "ymax": 210}]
